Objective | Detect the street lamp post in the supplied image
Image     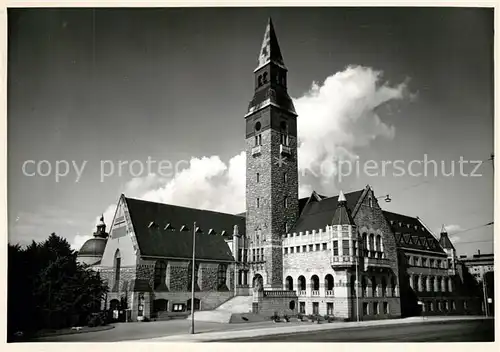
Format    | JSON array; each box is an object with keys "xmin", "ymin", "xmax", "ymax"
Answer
[
  {"xmin": 355, "ymin": 250, "xmax": 360, "ymax": 322},
  {"xmin": 190, "ymin": 221, "xmax": 197, "ymax": 334}
]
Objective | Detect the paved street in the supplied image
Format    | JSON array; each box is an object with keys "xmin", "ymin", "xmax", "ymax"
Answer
[
  {"xmin": 221, "ymin": 319, "xmax": 495, "ymax": 342},
  {"xmin": 32, "ymin": 319, "xmax": 277, "ymax": 342}
]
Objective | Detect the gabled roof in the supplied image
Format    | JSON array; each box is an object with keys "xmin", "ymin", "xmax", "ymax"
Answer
[
  {"xmin": 383, "ymin": 211, "xmax": 445, "ymax": 254},
  {"xmin": 291, "ymin": 189, "xmax": 364, "ymax": 234},
  {"xmin": 124, "ymin": 197, "xmax": 243, "ymax": 261}
]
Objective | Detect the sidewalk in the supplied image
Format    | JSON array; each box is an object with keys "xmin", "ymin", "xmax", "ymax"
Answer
[{"xmin": 141, "ymin": 315, "xmax": 490, "ymax": 342}]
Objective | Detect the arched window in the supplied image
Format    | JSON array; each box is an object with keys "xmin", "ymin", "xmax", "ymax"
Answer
[
  {"xmin": 381, "ymin": 277, "xmax": 387, "ymax": 297},
  {"xmin": 113, "ymin": 249, "xmax": 121, "ymax": 291},
  {"xmin": 422, "ymin": 276, "xmax": 427, "ymax": 291},
  {"xmin": 286, "ymin": 276, "xmax": 293, "ymax": 291},
  {"xmin": 372, "ymin": 276, "xmax": 378, "ymax": 296},
  {"xmin": 187, "ymin": 261, "xmax": 199, "ymax": 291},
  {"xmin": 362, "ymin": 233, "xmax": 368, "ymax": 256},
  {"xmin": 154, "ymin": 260, "xmax": 167, "ymax": 290},
  {"xmin": 311, "ymin": 275, "xmax": 320, "ymax": 291},
  {"xmin": 369, "ymin": 234, "xmax": 375, "ymax": 256},
  {"xmin": 298, "ymin": 275, "xmax": 306, "ymax": 291},
  {"xmin": 391, "ymin": 276, "xmax": 397, "ymax": 296},
  {"xmin": 217, "ymin": 264, "xmax": 227, "ymax": 291},
  {"xmin": 325, "ymin": 274, "xmax": 334, "ymax": 291},
  {"xmin": 376, "ymin": 235, "xmax": 382, "ymax": 251},
  {"xmin": 413, "ymin": 275, "xmax": 419, "ymax": 291},
  {"xmin": 361, "ymin": 276, "xmax": 367, "ymax": 297}
]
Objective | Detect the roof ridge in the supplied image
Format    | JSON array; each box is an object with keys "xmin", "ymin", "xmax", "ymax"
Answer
[{"xmin": 124, "ymin": 196, "xmax": 243, "ymax": 218}]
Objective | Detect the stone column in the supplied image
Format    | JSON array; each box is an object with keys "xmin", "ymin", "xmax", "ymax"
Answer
[
  {"xmin": 448, "ymin": 278, "xmax": 453, "ymax": 292},
  {"xmin": 409, "ymin": 274, "xmax": 414, "ymax": 290},
  {"xmin": 418, "ymin": 275, "xmax": 424, "ymax": 292},
  {"xmin": 441, "ymin": 277, "xmax": 447, "ymax": 292}
]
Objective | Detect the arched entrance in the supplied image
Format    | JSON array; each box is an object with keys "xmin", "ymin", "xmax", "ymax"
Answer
[
  {"xmin": 285, "ymin": 276, "xmax": 294, "ymax": 291},
  {"xmin": 253, "ymin": 274, "xmax": 264, "ymax": 291}
]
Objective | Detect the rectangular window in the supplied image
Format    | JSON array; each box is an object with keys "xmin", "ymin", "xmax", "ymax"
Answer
[
  {"xmin": 373, "ymin": 302, "xmax": 379, "ymax": 315},
  {"xmin": 256, "ymin": 173, "xmax": 260, "ymax": 183},
  {"xmin": 451, "ymin": 300, "xmax": 456, "ymax": 311},
  {"xmin": 315, "ymin": 243, "xmax": 320, "ymax": 251},
  {"xmin": 243, "ymin": 249, "xmax": 248, "ymax": 263},
  {"xmin": 322, "ymin": 243, "xmax": 327, "ymax": 250},
  {"xmin": 299, "ymin": 302, "xmax": 305, "ymax": 314},
  {"xmin": 261, "ymin": 248, "xmax": 265, "ymax": 259},
  {"xmin": 252, "ymin": 249, "xmax": 256, "ymax": 262},
  {"xmin": 238, "ymin": 249, "xmax": 242, "ymax": 262},
  {"xmin": 342, "ymin": 240, "xmax": 350, "ymax": 255},
  {"xmin": 290, "ymin": 247, "xmax": 294, "ymax": 254},
  {"xmin": 327, "ymin": 302, "xmax": 334, "ymax": 315},
  {"xmin": 173, "ymin": 304, "xmax": 186, "ymax": 312},
  {"xmin": 333, "ymin": 241, "xmax": 339, "ymax": 255},
  {"xmin": 363, "ymin": 303, "xmax": 369, "ymax": 315},
  {"xmin": 422, "ymin": 258, "xmax": 427, "ymax": 267},
  {"xmin": 383, "ymin": 302, "xmax": 389, "ymax": 314},
  {"xmin": 429, "ymin": 259, "xmax": 434, "ymax": 268},
  {"xmin": 313, "ymin": 302, "xmax": 319, "ymax": 315},
  {"xmin": 284, "ymin": 248, "xmax": 288, "ymax": 255},
  {"xmin": 302, "ymin": 245, "xmax": 307, "ymax": 252},
  {"xmin": 283, "ymin": 172, "xmax": 288, "ymax": 183},
  {"xmin": 256, "ymin": 198, "xmax": 260, "ymax": 208},
  {"xmin": 296, "ymin": 246, "xmax": 300, "ymax": 253},
  {"xmin": 256, "ymin": 249, "xmax": 260, "ymax": 261},
  {"xmin": 309, "ymin": 244, "xmax": 314, "ymax": 251}
]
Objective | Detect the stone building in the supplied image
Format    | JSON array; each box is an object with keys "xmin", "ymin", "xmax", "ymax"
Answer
[{"xmin": 77, "ymin": 18, "xmax": 482, "ymax": 321}]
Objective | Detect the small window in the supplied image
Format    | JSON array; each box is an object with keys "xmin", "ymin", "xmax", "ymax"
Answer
[
  {"xmin": 284, "ymin": 248, "xmax": 288, "ymax": 254},
  {"xmin": 299, "ymin": 302, "xmax": 306, "ymax": 314},
  {"xmin": 368, "ymin": 197, "xmax": 373, "ymax": 208},
  {"xmin": 363, "ymin": 302, "xmax": 369, "ymax": 315},
  {"xmin": 302, "ymin": 245, "xmax": 307, "ymax": 252},
  {"xmin": 322, "ymin": 243, "xmax": 327, "ymax": 250},
  {"xmin": 283, "ymin": 172, "xmax": 288, "ymax": 183},
  {"xmin": 309, "ymin": 244, "xmax": 313, "ymax": 251},
  {"xmin": 290, "ymin": 247, "xmax": 294, "ymax": 254},
  {"xmin": 333, "ymin": 241, "xmax": 338, "ymax": 255},
  {"xmin": 256, "ymin": 173, "xmax": 260, "ymax": 183},
  {"xmin": 173, "ymin": 303, "xmax": 186, "ymax": 312},
  {"xmin": 342, "ymin": 240, "xmax": 350, "ymax": 255},
  {"xmin": 256, "ymin": 198, "xmax": 260, "ymax": 208},
  {"xmin": 296, "ymin": 246, "xmax": 300, "ymax": 253},
  {"xmin": 327, "ymin": 302, "xmax": 334, "ymax": 315},
  {"xmin": 315, "ymin": 243, "xmax": 320, "ymax": 251}
]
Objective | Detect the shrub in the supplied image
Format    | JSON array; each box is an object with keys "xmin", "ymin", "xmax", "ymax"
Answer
[
  {"xmin": 283, "ymin": 314, "xmax": 290, "ymax": 321},
  {"xmin": 297, "ymin": 313, "xmax": 304, "ymax": 320},
  {"xmin": 270, "ymin": 312, "xmax": 280, "ymax": 321},
  {"xmin": 87, "ymin": 314, "xmax": 103, "ymax": 327}
]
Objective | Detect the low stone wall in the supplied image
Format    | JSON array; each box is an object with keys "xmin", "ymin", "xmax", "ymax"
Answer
[{"xmin": 253, "ymin": 290, "xmax": 298, "ymax": 316}]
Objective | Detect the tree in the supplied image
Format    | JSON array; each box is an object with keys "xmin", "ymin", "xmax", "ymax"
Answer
[{"xmin": 8, "ymin": 233, "xmax": 108, "ymax": 340}]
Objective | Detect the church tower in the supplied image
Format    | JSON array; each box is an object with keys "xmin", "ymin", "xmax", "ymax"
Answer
[{"xmin": 245, "ymin": 18, "xmax": 299, "ymax": 290}]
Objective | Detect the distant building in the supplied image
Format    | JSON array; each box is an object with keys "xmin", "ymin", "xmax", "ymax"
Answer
[
  {"xmin": 459, "ymin": 251, "xmax": 494, "ymax": 282},
  {"xmin": 78, "ymin": 18, "xmax": 483, "ymax": 322}
]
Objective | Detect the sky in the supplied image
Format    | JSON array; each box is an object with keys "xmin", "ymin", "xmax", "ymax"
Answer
[{"xmin": 8, "ymin": 7, "xmax": 494, "ymax": 256}]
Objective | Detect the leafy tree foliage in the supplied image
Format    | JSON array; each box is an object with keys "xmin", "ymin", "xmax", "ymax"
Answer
[{"xmin": 8, "ymin": 233, "xmax": 108, "ymax": 340}]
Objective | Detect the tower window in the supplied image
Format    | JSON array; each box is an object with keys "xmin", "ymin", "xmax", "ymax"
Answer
[
  {"xmin": 284, "ymin": 196, "xmax": 288, "ymax": 208},
  {"xmin": 256, "ymin": 173, "xmax": 260, "ymax": 183},
  {"xmin": 283, "ymin": 172, "xmax": 288, "ymax": 183},
  {"xmin": 254, "ymin": 134, "xmax": 262, "ymax": 146},
  {"xmin": 256, "ymin": 198, "xmax": 260, "ymax": 208}
]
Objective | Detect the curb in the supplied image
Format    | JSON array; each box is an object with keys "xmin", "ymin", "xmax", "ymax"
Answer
[
  {"xmin": 32, "ymin": 325, "xmax": 115, "ymax": 339},
  {"xmin": 143, "ymin": 316, "xmax": 489, "ymax": 342}
]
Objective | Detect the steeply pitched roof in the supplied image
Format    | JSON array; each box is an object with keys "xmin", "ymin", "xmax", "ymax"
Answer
[
  {"xmin": 439, "ymin": 225, "xmax": 455, "ymax": 250},
  {"xmin": 124, "ymin": 197, "xmax": 243, "ymax": 261},
  {"xmin": 331, "ymin": 191, "xmax": 356, "ymax": 226},
  {"xmin": 256, "ymin": 17, "xmax": 285, "ymax": 70},
  {"xmin": 291, "ymin": 189, "xmax": 364, "ymax": 234},
  {"xmin": 383, "ymin": 211, "xmax": 445, "ymax": 254}
]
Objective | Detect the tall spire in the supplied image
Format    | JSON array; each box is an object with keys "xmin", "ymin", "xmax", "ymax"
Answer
[
  {"xmin": 256, "ymin": 17, "xmax": 285, "ymax": 71},
  {"xmin": 332, "ymin": 190, "xmax": 355, "ymax": 225}
]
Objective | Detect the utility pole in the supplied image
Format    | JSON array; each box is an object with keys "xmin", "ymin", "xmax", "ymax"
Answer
[{"xmin": 481, "ymin": 266, "xmax": 489, "ymax": 317}]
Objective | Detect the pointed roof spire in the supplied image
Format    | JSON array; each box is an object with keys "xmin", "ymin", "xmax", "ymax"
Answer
[
  {"xmin": 332, "ymin": 190, "xmax": 355, "ymax": 226},
  {"xmin": 338, "ymin": 190, "xmax": 346, "ymax": 203},
  {"xmin": 439, "ymin": 224, "xmax": 455, "ymax": 250},
  {"xmin": 256, "ymin": 17, "xmax": 285, "ymax": 70}
]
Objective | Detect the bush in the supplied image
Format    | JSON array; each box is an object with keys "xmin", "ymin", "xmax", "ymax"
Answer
[
  {"xmin": 87, "ymin": 313, "xmax": 105, "ymax": 327},
  {"xmin": 283, "ymin": 314, "xmax": 290, "ymax": 321},
  {"xmin": 270, "ymin": 312, "xmax": 280, "ymax": 322},
  {"xmin": 297, "ymin": 313, "xmax": 304, "ymax": 320}
]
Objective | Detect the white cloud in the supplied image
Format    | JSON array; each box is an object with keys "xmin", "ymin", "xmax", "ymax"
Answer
[
  {"xmin": 90, "ymin": 66, "xmax": 411, "ymax": 235},
  {"xmin": 443, "ymin": 224, "xmax": 465, "ymax": 243}
]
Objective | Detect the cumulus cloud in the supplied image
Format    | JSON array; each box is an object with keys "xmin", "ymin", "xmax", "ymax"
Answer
[
  {"xmin": 90, "ymin": 66, "xmax": 411, "ymax": 236},
  {"xmin": 443, "ymin": 224, "xmax": 465, "ymax": 243}
]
